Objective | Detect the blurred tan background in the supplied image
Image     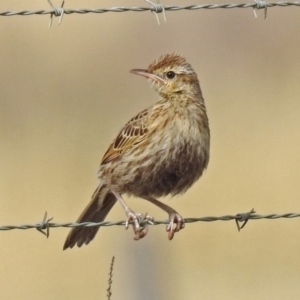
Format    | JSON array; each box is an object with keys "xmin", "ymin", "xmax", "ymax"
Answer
[{"xmin": 1, "ymin": 0, "xmax": 300, "ymax": 299}]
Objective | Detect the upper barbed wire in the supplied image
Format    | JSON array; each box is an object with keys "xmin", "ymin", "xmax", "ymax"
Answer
[{"xmin": 0, "ymin": 2, "xmax": 300, "ymax": 17}]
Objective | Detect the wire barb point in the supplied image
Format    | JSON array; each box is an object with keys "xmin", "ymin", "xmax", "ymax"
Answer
[
  {"xmin": 235, "ymin": 208, "xmax": 256, "ymax": 231},
  {"xmin": 253, "ymin": 0, "xmax": 268, "ymax": 19},
  {"xmin": 145, "ymin": 0, "xmax": 166, "ymax": 25},
  {"xmin": 36, "ymin": 211, "xmax": 53, "ymax": 238},
  {"xmin": 47, "ymin": 0, "xmax": 65, "ymax": 28}
]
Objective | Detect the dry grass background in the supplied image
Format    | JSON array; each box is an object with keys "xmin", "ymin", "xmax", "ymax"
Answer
[{"xmin": 1, "ymin": 0, "xmax": 300, "ymax": 299}]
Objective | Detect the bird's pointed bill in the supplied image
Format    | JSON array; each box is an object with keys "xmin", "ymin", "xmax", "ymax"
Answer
[{"xmin": 130, "ymin": 69, "xmax": 166, "ymax": 84}]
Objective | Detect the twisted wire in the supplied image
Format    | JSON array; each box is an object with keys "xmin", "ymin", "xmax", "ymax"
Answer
[
  {"xmin": 0, "ymin": 2, "xmax": 300, "ymax": 17},
  {"xmin": 1, "ymin": 212, "xmax": 300, "ymax": 232}
]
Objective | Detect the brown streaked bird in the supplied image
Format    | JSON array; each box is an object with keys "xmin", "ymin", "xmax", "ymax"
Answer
[{"xmin": 63, "ymin": 53, "xmax": 210, "ymax": 250}]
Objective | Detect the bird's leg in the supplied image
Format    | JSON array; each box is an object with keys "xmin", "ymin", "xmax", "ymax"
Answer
[
  {"xmin": 142, "ymin": 196, "xmax": 185, "ymax": 240},
  {"xmin": 111, "ymin": 191, "xmax": 154, "ymax": 240}
]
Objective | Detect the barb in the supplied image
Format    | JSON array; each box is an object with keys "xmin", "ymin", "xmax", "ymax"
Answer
[
  {"xmin": 1, "ymin": 212, "xmax": 300, "ymax": 232},
  {"xmin": 145, "ymin": 0, "xmax": 167, "ymax": 25},
  {"xmin": 235, "ymin": 208, "xmax": 256, "ymax": 231},
  {"xmin": 253, "ymin": 0, "xmax": 268, "ymax": 18},
  {"xmin": 47, "ymin": 0, "xmax": 65, "ymax": 27},
  {"xmin": 0, "ymin": 2, "xmax": 300, "ymax": 17},
  {"xmin": 36, "ymin": 211, "xmax": 53, "ymax": 238}
]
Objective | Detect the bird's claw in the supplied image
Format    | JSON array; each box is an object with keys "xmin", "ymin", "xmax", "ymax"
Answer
[
  {"xmin": 166, "ymin": 213, "xmax": 185, "ymax": 240},
  {"xmin": 125, "ymin": 211, "xmax": 154, "ymax": 240}
]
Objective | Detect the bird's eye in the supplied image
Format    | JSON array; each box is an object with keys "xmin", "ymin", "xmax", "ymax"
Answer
[{"xmin": 166, "ymin": 71, "xmax": 176, "ymax": 79}]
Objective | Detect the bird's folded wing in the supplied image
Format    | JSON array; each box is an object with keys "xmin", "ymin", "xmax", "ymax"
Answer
[{"xmin": 101, "ymin": 109, "xmax": 149, "ymax": 165}]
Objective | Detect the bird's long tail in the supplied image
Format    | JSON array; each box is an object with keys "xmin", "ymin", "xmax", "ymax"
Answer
[{"xmin": 63, "ymin": 184, "xmax": 117, "ymax": 250}]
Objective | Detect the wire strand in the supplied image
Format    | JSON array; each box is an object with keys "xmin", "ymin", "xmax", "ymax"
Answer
[
  {"xmin": 0, "ymin": 2, "xmax": 300, "ymax": 17},
  {"xmin": 1, "ymin": 212, "xmax": 300, "ymax": 233}
]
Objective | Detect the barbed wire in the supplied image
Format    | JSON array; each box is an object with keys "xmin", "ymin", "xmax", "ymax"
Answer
[
  {"xmin": 1, "ymin": 2, "xmax": 300, "ymax": 18},
  {"xmin": 1, "ymin": 210, "xmax": 300, "ymax": 237}
]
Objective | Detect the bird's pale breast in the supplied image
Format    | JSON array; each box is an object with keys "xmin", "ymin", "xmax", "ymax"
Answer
[{"xmin": 99, "ymin": 101, "xmax": 210, "ymax": 198}]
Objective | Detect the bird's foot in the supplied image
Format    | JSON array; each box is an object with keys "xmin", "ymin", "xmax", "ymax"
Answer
[
  {"xmin": 166, "ymin": 212, "xmax": 185, "ymax": 240},
  {"xmin": 125, "ymin": 210, "xmax": 154, "ymax": 240}
]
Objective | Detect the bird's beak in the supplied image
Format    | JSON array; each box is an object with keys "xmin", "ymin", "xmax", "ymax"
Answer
[{"xmin": 130, "ymin": 69, "xmax": 166, "ymax": 84}]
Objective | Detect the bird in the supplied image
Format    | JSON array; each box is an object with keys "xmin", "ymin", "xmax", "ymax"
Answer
[{"xmin": 63, "ymin": 53, "xmax": 210, "ymax": 250}]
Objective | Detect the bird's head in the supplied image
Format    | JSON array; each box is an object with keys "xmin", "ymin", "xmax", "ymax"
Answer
[{"xmin": 130, "ymin": 53, "xmax": 201, "ymax": 98}]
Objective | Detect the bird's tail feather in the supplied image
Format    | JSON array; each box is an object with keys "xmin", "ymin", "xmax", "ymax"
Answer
[{"xmin": 63, "ymin": 184, "xmax": 117, "ymax": 250}]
